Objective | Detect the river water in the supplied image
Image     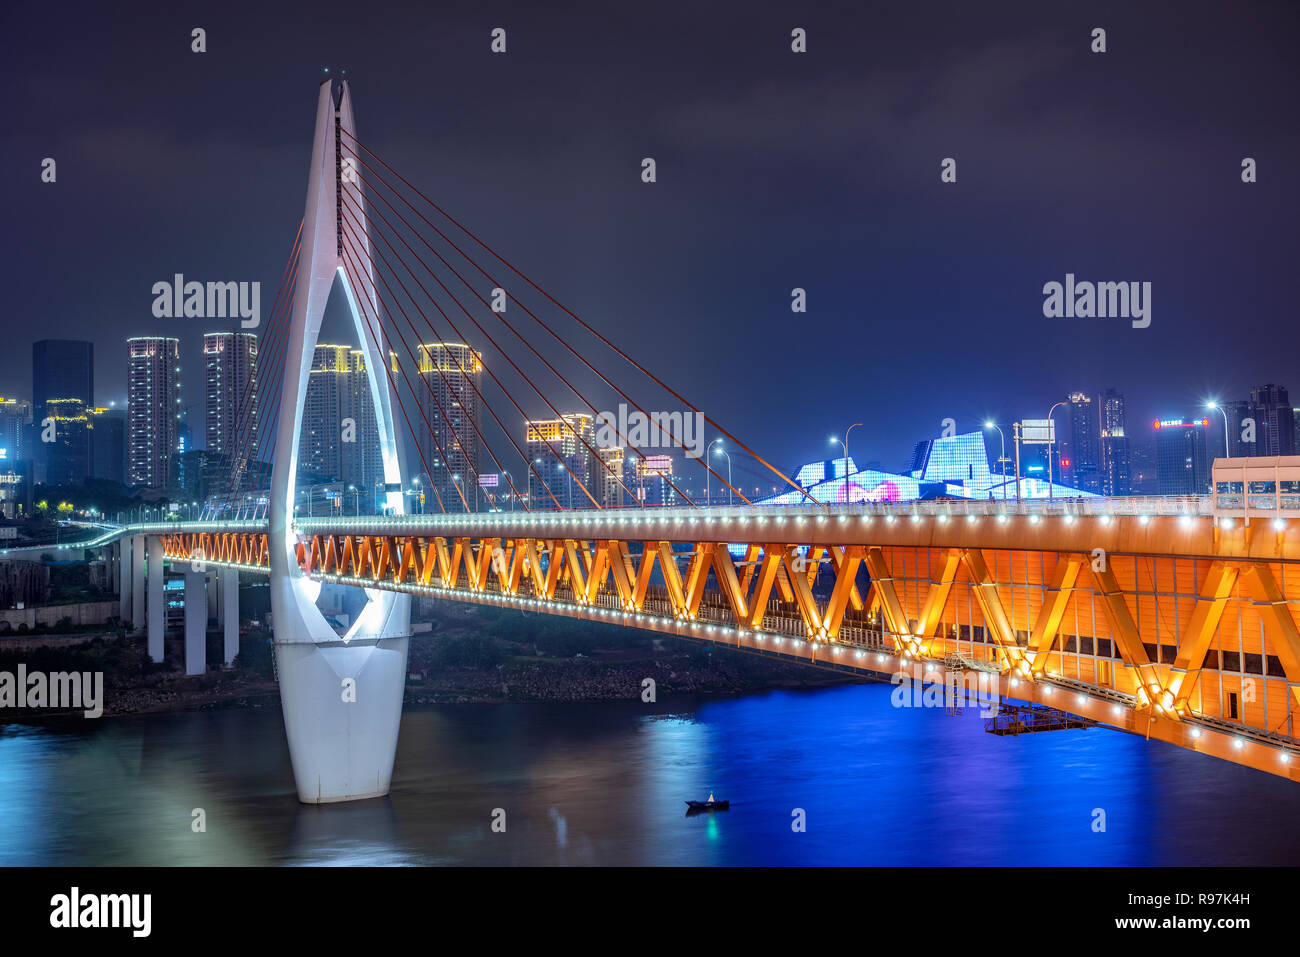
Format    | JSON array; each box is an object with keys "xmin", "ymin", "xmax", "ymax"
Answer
[{"xmin": 2, "ymin": 683, "xmax": 1297, "ymax": 865}]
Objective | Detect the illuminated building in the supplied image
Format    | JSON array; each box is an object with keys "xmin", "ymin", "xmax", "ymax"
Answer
[
  {"xmin": 634, "ymin": 453, "xmax": 677, "ymax": 506},
  {"xmin": 597, "ymin": 445, "xmax": 626, "ymax": 508},
  {"xmin": 1066, "ymin": 392, "xmax": 1101, "ymax": 493},
  {"xmin": 1250, "ymin": 384, "xmax": 1295, "ymax": 456},
  {"xmin": 526, "ymin": 413, "xmax": 595, "ymax": 509},
  {"xmin": 299, "ymin": 344, "xmax": 385, "ymax": 491},
  {"xmin": 127, "ymin": 337, "xmax": 181, "ymax": 490},
  {"xmin": 204, "ymin": 332, "xmax": 258, "ymax": 460},
  {"xmin": 1098, "ymin": 387, "xmax": 1131, "ymax": 496},
  {"xmin": 416, "ymin": 343, "xmax": 482, "ymax": 511},
  {"xmin": 1153, "ymin": 417, "xmax": 1211, "ymax": 495}
]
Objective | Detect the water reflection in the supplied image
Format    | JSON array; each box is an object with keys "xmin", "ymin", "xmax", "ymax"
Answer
[{"xmin": 1, "ymin": 683, "xmax": 1297, "ymax": 865}]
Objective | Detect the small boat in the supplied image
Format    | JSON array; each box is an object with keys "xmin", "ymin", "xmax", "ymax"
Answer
[
  {"xmin": 685, "ymin": 799, "xmax": 729, "ymax": 811},
  {"xmin": 685, "ymin": 790, "xmax": 729, "ymax": 812}
]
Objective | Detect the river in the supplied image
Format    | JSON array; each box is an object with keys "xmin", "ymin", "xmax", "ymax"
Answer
[{"xmin": 2, "ymin": 683, "xmax": 1297, "ymax": 865}]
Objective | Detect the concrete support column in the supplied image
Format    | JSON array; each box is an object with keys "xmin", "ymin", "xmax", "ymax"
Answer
[
  {"xmin": 118, "ymin": 539, "xmax": 132, "ymax": 623},
  {"xmin": 147, "ymin": 537, "xmax": 165, "ymax": 663},
  {"xmin": 132, "ymin": 534, "xmax": 146, "ymax": 633},
  {"xmin": 207, "ymin": 568, "xmax": 219, "ymax": 623},
  {"xmin": 184, "ymin": 568, "xmax": 207, "ymax": 676},
  {"xmin": 223, "ymin": 568, "xmax": 239, "ymax": 666}
]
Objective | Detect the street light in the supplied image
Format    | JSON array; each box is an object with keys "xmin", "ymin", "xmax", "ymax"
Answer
[
  {"xmin": 348, "ymin": 484, "xmax": 359, "ymax": 516},
  {"xmin": 1206, "ymin": 401, "xmax": 1230, "ymax": 458},
  {"xmin": 829, "ymin": 423, "xmax": 862, "ymax": 505},
  {"xmin": 706, "ymin": 439, "xmax": 725, "ymax": 507},
  {"xmin": 713, "ymin": 446, "xmax": 733, "ymax": 506},
  {"xmin": 502, "ymin": 470, "xmax": 514, "ymax": 512},
  {"xmin": 1046, "ymin": 400, "xmax": 1067, "ymax": 499},
  {"xmin": 984, "ymin": 422, "xmax": 1009, "ymax": 501}
]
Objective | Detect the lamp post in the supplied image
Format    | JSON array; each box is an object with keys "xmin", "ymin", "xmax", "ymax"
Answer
[
  {"xmin": 706, "ymin": 439, "xmax": 725, "ymax": 507},
  {"xmin": 1012, "ymin": 422, "xmax": 1023, "ymax": 501},
  {"xmin": 713, "ymin": 447, "xmax": 733, "ymax": 506},
  {"xmin": 1046, "ymin": 400, "xmax": 1067, "ymax": 499},
  {"xmin": 1207, "ymin": 401, "xmax": 1230, "ymax": 458},
  {"xmin": 557, "ymin": 464, "xmax": 571, "ymax": 509},
  {"xmin": 984, "ymin": 422, "xmax": 1009, "ymax": 501},
  {"xmin": 829, "ymin": 423, "xmax": 862, "ymax": 505},
  {"xmin": 503, "ymin": 470, "xmax": 514, "ymax": 512}
]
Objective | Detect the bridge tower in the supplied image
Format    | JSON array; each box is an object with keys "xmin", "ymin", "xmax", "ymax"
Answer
[{"xmin": 269, "ymin": 78, "xmax": 411, "ymax": 804}]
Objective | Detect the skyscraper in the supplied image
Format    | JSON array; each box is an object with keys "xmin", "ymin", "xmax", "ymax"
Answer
[
  {"xmin": 1220, "ymin": 399, "xmax": 1256, "ymax": 457},
  {"xmin": 300, "ymin": 343, "xmax": 351, "ymax": 485},
  {"xmin": 32, "ymin": 340, "xmax": 95, "ymax": 486},
  {"xmin": 1250, "ymin": 384, "xmax": 1295, "ymax": 456},
  {"xmin": 298, "ymin": 344, "xmax": 383, "ymax": 492},
  {"xmin": 32, "ymin": 340, "xmax": 93, "ymax": 423},
  {"xmin": 1098, "ymin": 387, "xmax": 1131, "ymax": 496},
  {"xmin": 1065, "ymin": 392, "xmax": 1101, "ymax": 493},
  {"xmin": 526, "ymin": 413, "xmax": 595, "ymax": 509},
  {"xmin": 415, "ymin": 343, "xmax": 482, "ymax": 512},
  {"xmin": 37, "ymin": 398, "xmax": 90, "ymax": 485},
  {"xmin": 597, "ymin": 446, "xmax": 627, "ymax": 508},
  {"xmin": 89, "ymin": 406, "xmax": 127, "ymax": 485},
  {"xmin": 1153, "ymin": 417, "xmax": 1211, "ymax": 495},
  {"xmin": 127, "ymin": 337, "xmax": 181, "ymax": 490},
  {"xmin": 0, "ymin": 397, "xmax": 31, "ymax": 467},
  {"xmin": 204, "ymin": 332, "xmax": 258, "ymax": 460},
  {"xmin": 343, "ymin": 348, "xmax": 385, "ymax": 493}
]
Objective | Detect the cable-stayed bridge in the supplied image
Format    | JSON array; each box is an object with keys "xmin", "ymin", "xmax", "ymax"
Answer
[{"xmin": 54, "ymin": 80, "xmax": 1300, "ymax": 801}]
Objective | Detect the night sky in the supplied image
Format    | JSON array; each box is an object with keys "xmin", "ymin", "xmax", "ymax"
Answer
[{"xmin": 5, "ymin": 0, "xmax": 1297, "ymax": 485}]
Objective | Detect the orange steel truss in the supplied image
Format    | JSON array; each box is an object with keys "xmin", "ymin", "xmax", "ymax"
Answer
[{"xmin": 158, "ymin": 514, "xmax": 1300, "ymax": 781}]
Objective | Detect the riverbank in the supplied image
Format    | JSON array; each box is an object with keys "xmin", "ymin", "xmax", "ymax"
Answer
[{"xmin": 0, "ymin": 602, "xmax": 861, "ymax": 721}]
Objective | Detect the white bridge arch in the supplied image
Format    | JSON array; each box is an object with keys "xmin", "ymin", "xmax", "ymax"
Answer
[{"xmin": 269, "ymin": 78, "xmax": 411, "ymax": 804}]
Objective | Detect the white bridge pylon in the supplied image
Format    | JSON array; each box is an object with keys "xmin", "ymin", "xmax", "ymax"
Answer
[{"xmin": 269, "ymin": 79, "xmax": 412, "ymax": 804}]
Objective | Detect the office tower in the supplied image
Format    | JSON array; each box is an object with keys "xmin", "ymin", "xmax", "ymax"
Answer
[
  {"xmin": 416, "ymin": 343, "xmax": 482, "ymax": 511},
  {"xmin": 526, "ymin": 413, "xmax": 595, "ymax": 509},
  {"xmin": 89, "ymin": 406, "xmax": 126, "ymax": 484},
  {"xmin": 37, "ymin": 398, "xmax": 91, "ymax": 485},
  {"xmin": 298, "ymin": 344, "xmax": 384, "ymax": 493},
  {"xmin": 634, "ymin": 454, "xmax": 677, "ymax": 506},
  {"xmin": 597, "ymin": 446, "xmax": 626, "ymax": 508},
  {"xmin": 1250, "ymin": 384, "xmax": 1295, "ymax": 456},
  {"xmin": 204, "ymin": 332, "xmax": 258, "ymax": 460},
  {"xmin": 300, "ymin": 344, "xmax": 350, "ymax": 485},
  {"xmin": 1098, "ymin": 387, "xmax": 1131, "ymax": 496},
  {"xmin": 0, "ymin": 397, "xmax": 31, "ymax": 466},
  {"xmin": 343, "ymin": 348, "xmax": 385, "ymax": 494},
  {"xmin": 32, "ymin": 340, "xmax": 93, "ymax": 423},
  {"xmin": 127, "ymin": 337, "xmax": 181, "ymax": 490},
  {"xmin": 1153, "ymin": 417, "xmax": 1211, "ymax": 495},
  {"xmin": 1065, "ymin": 392, "xmax": 1101, "ymax": 493},
  {"xmin": 1220, "ymin": 399, "xmax": 1256, "ymax": 457}
]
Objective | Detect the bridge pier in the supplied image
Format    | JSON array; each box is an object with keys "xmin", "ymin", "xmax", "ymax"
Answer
[
  {"xmin": 222, "ymin": 568, "xmax": 239, "ymax": 665},
  {"xmin": 184, "ymin": 569, "xmax": 206, "ymax": 676},
  {"xmin": 206, "ymin": 568, "xmax": 219, "ymax": 624},
  {"xmin": 131, "ymin": 535, "xmax": 146, "ymax": 634},
  {"xmin": 275, "ymin": 632, "xmax": 410, "ymax": 804},
  {"xmin": 118, "ymin": 539, "xmax": 131, "ymax": 624},
  {"xmin": 147, "ymin": 537, "xmax": 164, "ymax": 662}
]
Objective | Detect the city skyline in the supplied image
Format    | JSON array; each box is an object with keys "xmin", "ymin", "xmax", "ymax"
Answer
[{"xmin": 3, "ymin": 329, "xmax": 1297, "ymax": 505}]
